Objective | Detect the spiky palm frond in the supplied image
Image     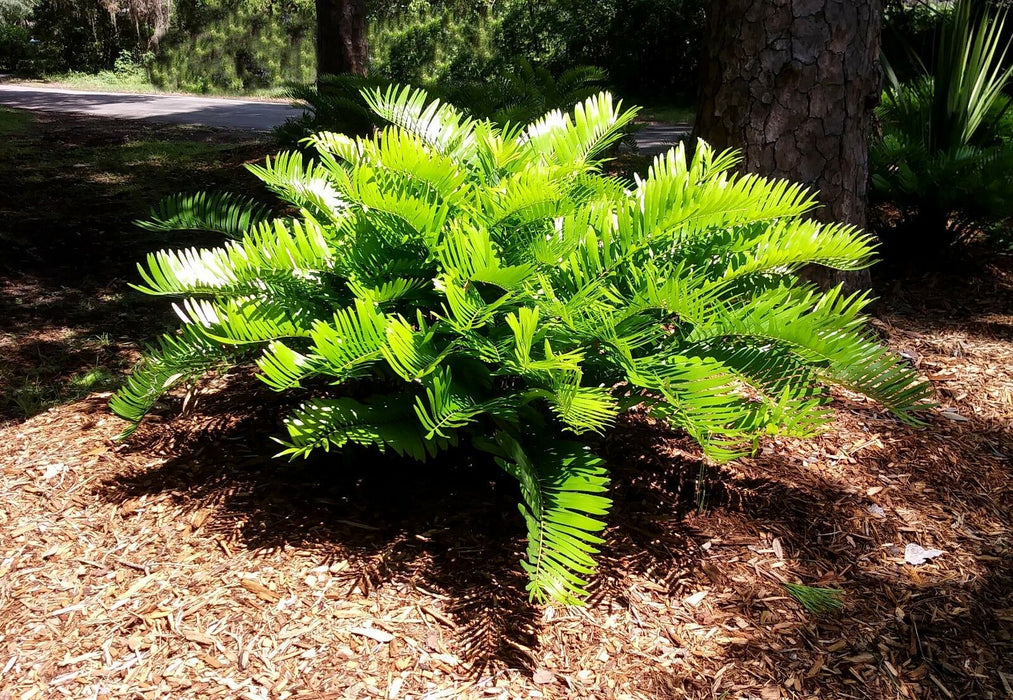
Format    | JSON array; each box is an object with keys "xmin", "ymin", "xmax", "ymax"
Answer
[
  {"xmin": 137, "ymin": 192, "xmax": 272, "ymax": 239},
  {"xmin": 247, "ymin": 152, "xmax": 347, "ymax": 224},
  {"xmin": 682, "ymin": 286, "xmax": 932, "ymax": 424},
  {"xmin": 134, "ymin": 217, "xmax": 333, "ymax": 297},
  {"xmin": 874, "ymin": 0, "xmax": 1013, "ymax": 251},
  {"xmin": 362, "ymin": 85, "xmax": 478, "ymax": 161},
  {"xmin": 413, "ymin": 368, "xmax": 518, "ymax": 440},
  {"xmin": 109, "ymin": 325, "xmax": 237, "ymax": 435},
  {"xmin": 482, "ymin": 433, "xmax": 611, "ymax": 605},
  {"xmin": 543, "ymin": 374, "xmax": 620, "ymax": 435},
  {"xmin": 305, "ymin": 299, "xmax": 388, "ymax": 381},
  {"xmin": 524, "ymin": 92, "xmax": 638, "ymax": 166},
  {"xmin": 256, "ymin": 340, "xmax": 323, "ymax": 391},
  {"xmin": 114, "ymin": 86, "xmax": 931, "ymax": 604},
  {"xmin": 175, "ymin": 297, "xmax": 314, "ymax": 344}
]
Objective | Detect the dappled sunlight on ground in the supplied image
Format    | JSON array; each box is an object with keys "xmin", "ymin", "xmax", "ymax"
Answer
[{"xmin": 0, "ymin": 110, "xmax": 273, "ymax": 423}]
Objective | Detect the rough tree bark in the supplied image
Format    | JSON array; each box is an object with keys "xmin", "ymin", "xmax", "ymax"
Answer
[
  {"xmin": 693, "ymin": 0, "xmax": 883, "ymax": 289},
  {"xmin": 315, "ymin": 0, "xmax": 369, "ymax": 80}
]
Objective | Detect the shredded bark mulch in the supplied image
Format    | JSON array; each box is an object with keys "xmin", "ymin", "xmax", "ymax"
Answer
[{"xmin": 2, "ymin": 259, "xmax": 1011, "ymax": 699}]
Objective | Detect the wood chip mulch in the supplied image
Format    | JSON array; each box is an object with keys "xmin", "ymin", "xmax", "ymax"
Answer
[{"xmin": 1, "ymin": 263, "xmax": 1011, "ymax": 699}]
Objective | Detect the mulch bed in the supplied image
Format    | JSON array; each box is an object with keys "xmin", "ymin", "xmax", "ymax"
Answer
[
  {"xmin": 2, "ymin": 258, "xmax": 1011, "ymax": 699},
  {"xmin": 0, "ymin": 110, "xmax": 1010, "ymax": 699}
]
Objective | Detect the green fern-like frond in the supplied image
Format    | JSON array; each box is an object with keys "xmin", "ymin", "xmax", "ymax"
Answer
[
  {"xmin": 685, "ymin": 286, "xmax": 932, "ymax": 423},
  {"xmin": 307, "ymin": 299, "xmax": 388, "ymax": 380},
  {"xmin": 134, "ymin": 217, "xmax": 333, "ymax": 297},
  {"xmin": 256, "ymin": 341, "xmax": 323, "ymax": 391},
  {"xmin": 413, "ymin": 368, "xmax": 517, "ymax": 440},
  {"xmin": 279, "ymin": 396, "xmax": 441, "ymax": 461},
  {"xmin": 175, "ymin": 297, "xmax": 313, "ymax": 345},
  {"xmin": 247, "ymin": 151, "xmax": 347, "ymax": 223},
  {"xmin": 524, "ymin": 92, "xmax": 638, "ymax": 166},
  {"xmin": 545, "ymin": 374, "xmax": 620, "ymax": 435},
  {"xmin": 136, "ymin": 192, "xmax": 272, "ymax": 239},
  {"xmin": 113, "ymin": 87, "xmax": 931, "ymax": 605},
  {"xmin": 362, "ymin": 85, "xmax": 478, "ymax": 160},
  {"xmin": 484, "ymin": 433, "xmax": 611, "ymax": 604},
  {"xmin": 109, "ymin": 325, "xmax": 236, "ymax": 435}
]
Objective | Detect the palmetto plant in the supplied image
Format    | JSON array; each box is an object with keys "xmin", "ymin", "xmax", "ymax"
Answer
[
  {"xmin": 112, "ymin": 87, "xmax": 931, "ymax": 604},
  {"xmin": 872, "ymin": 0, "xmax": 1013, "ymax": 254},
  {"xmin": 275, "ymin": 74, "xmax": 384, "ymax": 146}
]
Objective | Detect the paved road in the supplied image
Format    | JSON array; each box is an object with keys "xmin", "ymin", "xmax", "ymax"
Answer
[
  {"xmin": 0, "ymin": 84, "xmax": 302, "ymax": 131},
  {"xmin": 0, "ymin": 83, "xmax": 690, "ymax": 153}
]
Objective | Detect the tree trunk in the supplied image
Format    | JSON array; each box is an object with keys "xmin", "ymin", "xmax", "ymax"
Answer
[
  {"xmin": 315, "ymin": 0, "xmax": 369, "ymax": 80},
  {"xmin": 693, "ymin": 0, "xmax": 882, "ymax": 290}
]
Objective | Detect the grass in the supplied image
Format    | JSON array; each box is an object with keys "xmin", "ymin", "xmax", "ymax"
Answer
[
  {"xmin": 0, "ymin": 107, "xmax": 34, "ymax": 135},
  {"xmin": 0, "ymin": 108, "xmax": 257, "ymax": 190},
  {"xmin": 0, "ymin": 107, "xmax": 275, "ymax": 423},
  {"xmin": 22, "ymin": 68, "xmax": 290, "ymax": 99},
  {"xmin": 40, "ymin": 66, "xmax": 155, "ymax": 93},
  {"xmin": 638, "ymin": 103, "xmax": 696, "ymax": 124},
  {"xmin": 91, "ymin": 140, "xmax": 241, "ymax": 170},
  {"xmin": 3, "ymin": 356, "xmax": 122, "ymax": 420}
]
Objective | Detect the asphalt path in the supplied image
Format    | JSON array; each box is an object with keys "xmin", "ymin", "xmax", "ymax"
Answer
[
  {"xmin": 0, "ymin": 84, "xmax": 302, "ymax": 131},
  {"xmin": 0, "ymin": 83, "xmax": 691, "ymax": 154}
]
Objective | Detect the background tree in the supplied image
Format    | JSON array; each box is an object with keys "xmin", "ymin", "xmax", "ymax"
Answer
[
  {"xmin": 693, "ymin": 0, "xmax": 883, "ymax": 288},
  {"xmin": 315, "ymin": 0, "xmax": 367, "ymax": 78}
]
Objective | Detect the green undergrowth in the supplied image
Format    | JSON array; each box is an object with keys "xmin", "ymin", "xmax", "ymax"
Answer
[{"xmin": 0, "ymin": 107, "xmax": 32, "ymax": 135}]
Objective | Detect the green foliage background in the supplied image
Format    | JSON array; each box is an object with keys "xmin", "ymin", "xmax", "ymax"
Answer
[
  {"xmin": 152, "ymin": 0, "xmax": 315, "ymax": 92},
  {"xmin": 2, "ymin": 0, "xmax": 705, "ymax": 98},
  {"xmin": 368, "ymin": 0, "xmax": 706, "ymax": 101}
]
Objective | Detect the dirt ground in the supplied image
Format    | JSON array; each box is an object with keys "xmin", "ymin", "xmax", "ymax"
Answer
[{"xmin": 0, "ymin": 110, "xmax": 1011, "ymax": 699}]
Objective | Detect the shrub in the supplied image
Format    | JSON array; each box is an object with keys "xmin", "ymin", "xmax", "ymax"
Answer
[
  {"xmin": 113, "ymin": 88, "xmax": 931, "ymax": 603},
  {"xmin": 0, "ymin": 24, "xmax": 31, "ymax": 71},
  {"xmin": 872, "ymin": 0, "xmax": 1013, "ymax": 258},
  {"xmin": 275, "ymin": 62, "xmax": 608, "ymax": 147}
]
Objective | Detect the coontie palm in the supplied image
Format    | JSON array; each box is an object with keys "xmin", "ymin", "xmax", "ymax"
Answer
[{"xmin": 112, "ymin": 87, "xmax": 931, "ymax": 603}]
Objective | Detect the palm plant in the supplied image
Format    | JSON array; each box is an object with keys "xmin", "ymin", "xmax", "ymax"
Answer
[
  {"xmin": 439, "ymin": 59, "xmax": 608, "ymax": 126},
  {"xmin": 274, "ymin": 74, "xmax": 388, "ymax": 146},
  {"xmin": 872, "ymin": 0, "xmax": 1013, "ymax": 255},
  {"xmin": 275, "ymin": 61, "xmax": 608, "ymax": 147},
  {"xmin": 113, "ymin": 87, "xmax": 931, "ymax": 604}
]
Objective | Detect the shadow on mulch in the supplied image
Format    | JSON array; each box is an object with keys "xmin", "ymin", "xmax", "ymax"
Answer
[
  {"xmin": 99, "ymin": 372, "xmax": 541, "ymax": 674},
  {"xmin": 91, "ymin": 367, "xmax": 1013, "ymax": 695},
  {"xmin": 82, "ymin": 248, "xmax": 1013, "ymax": 693},
  {"xmin": 875, "ymin": 254, "xmax": 1013, "ymax": 333},
  {"xmin": 599, "ymin": 406, "xmax": 1012, "ymax": 697}
]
